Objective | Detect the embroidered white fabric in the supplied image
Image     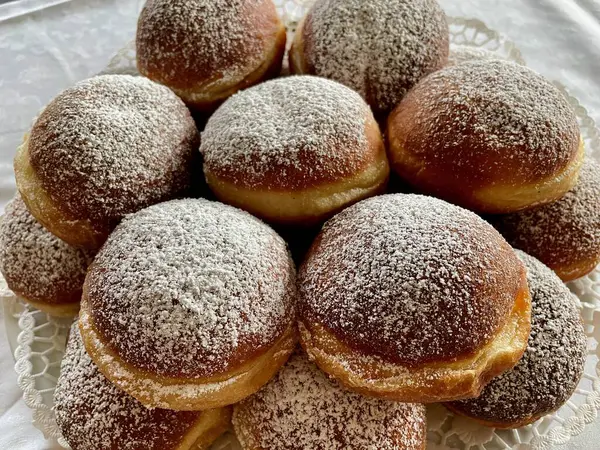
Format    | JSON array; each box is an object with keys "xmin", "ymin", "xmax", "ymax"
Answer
[{"xmin": 3, "ymin": 1, "xmax": 600, "ymax": 449}]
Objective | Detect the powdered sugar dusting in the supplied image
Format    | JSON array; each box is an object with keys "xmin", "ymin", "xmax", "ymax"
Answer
[
  {"xmin": 299, "ymin": 194, "xmax": 522, "ymax": 366},
  {"xmin": 28, "ymin": 74, "xmax": 197, "ymax": 223},
  {"xmin": 137, "ymin": 0, "xmax": 271, "ymax": 85},
  {"xmin": 233, "ymin": 350, "xmax": 426, "ymax": 449},
  {"xmin": 78, "ymin": 311, "xmax": 245, "ymax": 408},
  {"xmin": 201, "ymin": 76, "xmax": 370, "ymax": 189},
  {"xmin": 55, "ymin": 324, "xmax": 203, "ymax": 450},
  {"xmin": 300, "ymin": 0, "xmax": 448, "ymax": 114},
  {"xmin": 447, "ymin": 45, "xmax": 504, "ymax": 66},
  {"xmin": 0, "ymin": 196, "xmax": 93, "ymax": 304},
  {"xmin": 399, "ymin": 60, "xmax": 579, "ymax": 184},
  {"xmin": 494, "ymin": 158, "xmax": 600, "ymax": 273},
  {"xmin": 449, "ymin": 251, "xmax": 587, "ymax": 424},
  {"xmin": 86, "ymin": 198, "xmax": 296, "ymax": 378}
]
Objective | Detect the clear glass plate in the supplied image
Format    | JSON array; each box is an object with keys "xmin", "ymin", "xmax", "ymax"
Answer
[{"xmin": 3, "ymin": 2, "xmax": 600, "ymax": 449}]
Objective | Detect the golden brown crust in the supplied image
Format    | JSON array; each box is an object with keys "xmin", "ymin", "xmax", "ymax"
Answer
[
  {"xmin": 444, "ymin": 252, "xmax": 587, "ymax": 427},
  {"xmin": 205, "ymin": 113, "xmax": 389, "ymax": 225},
  {"xmin": 300, "ymin": 235, "xmax": 523, "ymax": 366},
  {"xmin": 206, "ymin": 109, "xmax": 386, "ymax": 192},
  {"xmin": 136, "ymin": 0, "xmax": 286, "ymax": 111},
  {"xmin": 0, "ymin": 195, "xmax": 94, "ymax": 316},
  {"xmin": 201, "ymin": 76, "xmax": 389, "ymax": 225},
  {"xmin": 77, "ymin": 198, "xmax": 298, "ymax": 410},
  {"xmin": 386, "ymin": 60, "xmax": 582, "ymax": 213},
  {"xmin": 84, "ymin": 259, "xmax": 296, "ymax": 381},
  {"xmin": 299, "ymin": 279, "xmax": 531, "ymax": 403},
  {"xmin": 288, "ymin": 0, "xmax": 449, "ymax": 116},
  {"xmin": 202, "ymin": 77, "xmax": 383, "ymax": 190},
  {"xmin": 17, "ymin": 297, "xmax": 80, "ymax": 318},
  {"xmin": 492, "ymin": 158, "xmax": 600, "ymax": 282},
  {"xmin": 79, "ymin": 300, "xmax": 296, "ymax": 410},
  {"xmin": 233, "ymin": 351, "xmax": 427, "ymax": 449},
  {"xmin": 55, "ymin": 324, "xmax": 232, "ymax": 449},
  {"xmin": 82, "ymin": 200, "xmax": 298, "ymax": 381},
  {"xmin": 205, "ymin": 159, "xmax": 389, "ymax": 226},
  {"xmin": 555, "ymin": 258, "xmax": 600, "ymax": 282},
  {"xmin": 387, "ymin": 133, "xmax": 583, "ymax": 215},
  {"xmin": 19, "ymin": 75, "xmax": 198, "ymax": 250},
  {"xmin": 14, "ymin": 137, "xmax": 109, "ymax": 249},
  {"xmin": 298, "ymin": 194, "xmax": 526, "ymax": 367},
  {"xmin": 297, "ymin": 194, "xmax": 531, "ymax": 402},
  {"xmin": 443, "ymin": 402, "xmax": 543, "ymax": 429}
]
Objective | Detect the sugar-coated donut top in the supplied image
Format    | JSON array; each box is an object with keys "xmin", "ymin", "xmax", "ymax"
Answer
[
  {"xmin": 85, "ymin": 199, "xmax": 296, "ymax": 378},
  {"xmin": 233, "ymin": 351, "xmax": 426, "ymax": 450},
  {"xmin": 55, "ymin": 325, "xmax": 202, "ymax": 450},
  {"xmin": 495, "ymin": 158, "xmax": 600, "ymax": 274},
  {"xmin": 299, "ymin": 0, "xmax": 448, "ymax": 114},
  {"xmin": 449, "ymin": 251, "xmax": 586, "ymax": 424},
  {"xmin": 28, "ymin": 74, "xmax": 197, "ymax": 223},
  {"xmin": 447, "ymin": 45, "xmax": 504, "ymax": 66},
  {"xmin": 0, "ymin": 196, "xmax": 93, "ymax": 304},
  {"xmin": 137, "ymin": 0, "xmax": 281, "ymax": 89},
  {"xmin": 390, "ymin": 60, "xmax": 580, "ymax": 188},
  {"xmin": 299, "ymin": 194, "xmax": 524, "ymax": 366},
  {"xmin": 201, "ymin": 76, "xmax": 374, "ymax": 190}
]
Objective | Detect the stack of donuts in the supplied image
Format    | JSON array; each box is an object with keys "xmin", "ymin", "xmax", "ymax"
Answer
[{"xmin": 1, "ymin": 0, "xmax": 596, "ymax": 448}]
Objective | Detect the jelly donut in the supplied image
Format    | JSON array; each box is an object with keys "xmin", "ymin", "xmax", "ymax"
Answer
[
  {"xmin": 14, "ymin": 75, "xmax": 198, "ymax": 250},
  {"xmin": 289, "ymin": 0, "xmax": 449, "ymax": 117},
  {"xmin": 55, "ymin": 324, "xmax": 231, "ymax": 450},
  {"xmin": 387, "ymin": 60, "xmax": 583, "ymax": 214},
  {"xmin": 493, "ymin": 159, "xmax": 600, "ymax": 282},
  {"xmin": 79, "ymin": 199, "xmax": 296, "ymax": 410},
  {"xmin": 136, "ymin": 0, "xmax": 286, "ymax": 112},
  {"xmin": 298, "ymin": 194, "xmax": 531, "ymax": 403},
  {"xmin": 447, "ymin": 45, "xmax": 505, "ymax": 66},
  {"xmin": 201, "ymin": 76, "xmax": 389, "ymax": 226},
  {"xmin": 233, "ymin": 351, "xmax": 427, "ymax": 450},
  {"xmin": 446, "ymin": 251, "xmax": 587, "ymax": 428},
  {"xmin": 0, "ymin": 196, "xmax": 93, "ymax": 317}
]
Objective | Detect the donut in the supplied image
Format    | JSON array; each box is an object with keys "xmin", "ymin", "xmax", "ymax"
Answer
[
  {"xmin": 0, "ymin": 196, "xmax": 93, "ymax": 317},
  {"xmin": 387, "ymin": 60, "xmax": 583, "ymax": 214},
  {"xmin": 79, "ymin": 199, "xmax": 297, "ymax": 410},
  {"xmin": 445, "ymin": 251, "xmax": 587, "ymax": 428},
  {"xmin": 447, "ymin": 45, "xmax": 505, "ymax": 66},
  {"xmin": 289, "ymin": 0, "xmax": 449, "ymax": 116},
  {"xmin": 492, "ymin": 158, "xmax": 600, "ymax": 282},
  {"xmin": 14, "ymin": 74, "xmax": 198, "ymax": 250},
  {"xmin": 136, "ymin": 0, "xmax": 286, "ymax": 112},
  {"xmin": 298, "ymin": 194, "xmax": 531, "ymax": 403},
  {"xmin": 233, "ymin": 350, "xmax": 427, "ymax": 450},
  {"xmin": 200, "ymin": 76, "xmax": 389, "ymax": 226},
  {"xmin": 55, "ymin": 324, "xmax": 231, "ymax": 450}
]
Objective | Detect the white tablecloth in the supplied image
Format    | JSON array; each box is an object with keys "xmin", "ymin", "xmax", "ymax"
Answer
[{"xmin": 1, "ymin": 0, "xmax": 599, "ymax": 448}]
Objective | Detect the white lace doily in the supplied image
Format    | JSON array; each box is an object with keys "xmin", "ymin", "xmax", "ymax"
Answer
[{"xmin": 3, "ymin": 2, "xmax": 600, "ymax": 449}]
